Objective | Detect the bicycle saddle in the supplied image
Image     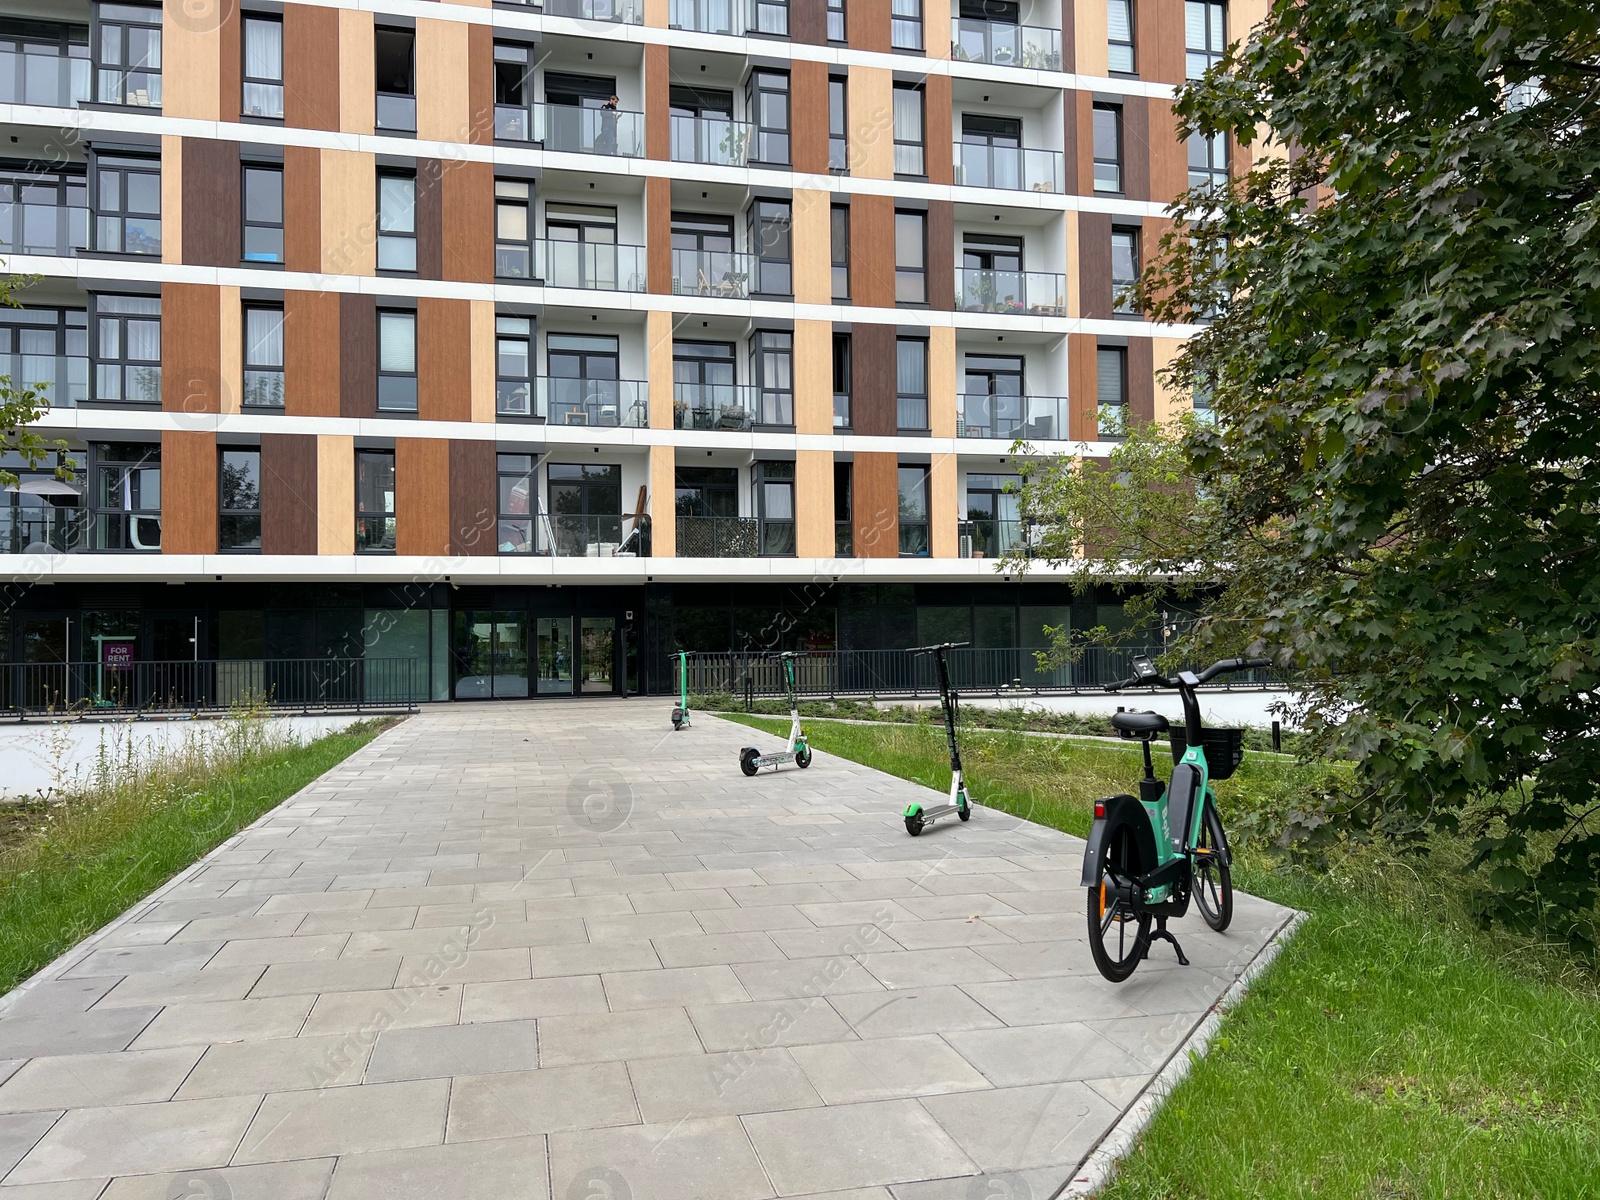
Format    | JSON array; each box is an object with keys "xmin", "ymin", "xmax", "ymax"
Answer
[{"xmin": 1111, "ymin": 710, "xmax": 1170, "ymax": 737}]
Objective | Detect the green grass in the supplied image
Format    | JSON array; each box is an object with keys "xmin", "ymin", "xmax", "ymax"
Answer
[
  {"xmin": 720, "ymin": 713, "xmax": 1600, "ymax": 1200},
  {"xmin": 0, "ymin": 716, "xmax": 394, "ymax": 994}
]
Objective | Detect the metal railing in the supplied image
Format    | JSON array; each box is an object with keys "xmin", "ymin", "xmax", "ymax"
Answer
[
  {"xmin": 955, "ymin": 268, "xmax": 1067, "ymax": 316},
  {"xmin": 671, "ymin": 248, "xmax": 755, "ymax": 298},
  {"xmin": 953, "ymin": 143, "xmax": 1063, "ymax": 193},
  {"xmin": 535, "ymin": 240, "xmax": 647, "ymax": 292},
  {"xmin": 0, "ymin": 658, "xmax": 423, "ymax": 717},
  {"xmin": 670, "ymin": 114, "xmax": 752, "ymax": 166},
  {"xmin": 676, "ymin": 514, "xmax": 759, "ymax": 557},
  {"xmin": 950, "ymin": 18, "xmax": 1063, "ymax": 70},
  {"xmin": 959, "ymin": 394, "xmax": 1071, "ymax": 441},
  {"xmin": 0, "ymin": 45, "xmax": 91, "ymax": 107},
  {"xmin": 543, "ymin": 0, "xmax": 644, "ymax": 23}
]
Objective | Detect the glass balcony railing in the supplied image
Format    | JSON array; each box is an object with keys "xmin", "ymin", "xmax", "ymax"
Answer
[
  {"xmin": 668, "ymin": 0, "xmax": 788, "ymax": 35},
  {"xmin": 954, "ymin": 268, "xmax": 1067, "ymax": 316},
  {"xmin": 671, "ymin": 248, "xmax": 754, "ymax": 298},
  {"xmin": 0, "ymin": 198, "xmax": 88, "ymax": 257},
  {"xmin": 953, "ymin": 143, "xmax": 1064, "ymax": 194},
  {"xmin": 496, "ymin": 103, "xmax": 645, "ymax": 157},
  {"xmin": 537, "ymin": 377, "xmax": 649, "ymax": 427},
  {"xmin": 676, "ymin": 514, "xmax": 759, "ymax": 557},
  {"xmin": 0, "ymin": 504, "xmax": 83, "ymax": 554},
  {"xmin": 958, "ymin": 518, "xmax": 1029, "ymax": 559},
  {"xmin": 670, "ymin": 114, "xmax": 752, "ymax": 166},
  {"xmin": 835, "ymin": 521, "xmax": 853, "ymax": 557},
  {"xmin": 0, "ymin": 45, "xmax": 91, "ymax": 107},
  {"xmin": 376, "ymin": 92, "xmax": 416, "ymax": 134},
  {"xmin": 544, "ymin": 513, "xmax": 643, "ymax": 557},
  {"xmin": 950, "ymin": 19, "xmax": 1063, "ymax": 70},
  {"xmin": 1, "ymin": 351, "xmax": 89, "ymax": 409},
  {"xmin": 959, "ymin": 394, "xmax": 1071, "ymax": 441},
  {"xmin": 543, "ymin": 0, "xmax": 644, "ymax": 24},
  {"xmin": 672, "ymin": 382, "xmax": 794, "ymax": 428},
  {"xmin": 535, "ymin": 241, "xmax": 647, "ymax": 292}
]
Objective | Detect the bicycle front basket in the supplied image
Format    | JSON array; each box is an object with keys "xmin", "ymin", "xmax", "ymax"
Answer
[{"xmin": 1169, "ymin": 727, "xmax": 1244, "ymax": 781}]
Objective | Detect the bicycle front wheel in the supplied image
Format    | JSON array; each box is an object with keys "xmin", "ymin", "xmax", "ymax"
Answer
[{"xmin": 1192, "ymin": 801, "xmax": 1233, "ymax": 932}]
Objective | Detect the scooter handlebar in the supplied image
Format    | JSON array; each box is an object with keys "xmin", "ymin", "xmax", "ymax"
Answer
[{"xmin": 909, "ymin": 641, "xmax": 972, "ymax": 655}]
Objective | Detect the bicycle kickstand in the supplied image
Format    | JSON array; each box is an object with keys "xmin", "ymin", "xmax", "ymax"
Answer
[{"xmin": 1146, "ymin": 916, "xmax": 1189, "ymax": 967}]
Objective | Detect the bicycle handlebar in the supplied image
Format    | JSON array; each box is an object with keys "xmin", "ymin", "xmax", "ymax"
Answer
[
  {"xmin": 909, "ymin": 642, "xmax": 972, "ymax": 655},
  {"xmin": 1103, "ymin": 656, "xmax": 1272, "ymax": 692}
]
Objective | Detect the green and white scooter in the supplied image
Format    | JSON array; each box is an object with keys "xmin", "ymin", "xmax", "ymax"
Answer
[
  {"xmin": 739, "ymin": 652, "xmax": 812, "ymax": 775},
  {"xmin": 902, "ymin": 642, "xmax": 974, "ymax": 835},
  {"xmin": 670, "ymin": 651, "xmax": 692, "ymax": 731}
]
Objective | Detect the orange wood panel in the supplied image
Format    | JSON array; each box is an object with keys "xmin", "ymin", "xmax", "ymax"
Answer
[
  {"xmin": 646, "ymin": 176, "xmax": 671, "ymax": 295},
  {"xmin": 1137, "ymin": 0, "xmax": 1187, "ymax": 85},
  {"xmin": 1069, "ymin": 332, "xmax": 1098, "ymax": 440},
  {"xmin": 645, "ymin": 46, "xmax": 670, "ymax": 160},
  {"xmin": 442, "ymin": 161, "xmax": 493, "ymax": 283},
  {"xmin": 283, "ymin": 146, "xmax": 321, "ymax": 273},
  {"xmin": 849, "ymin": 195, "xmax": 895, "ymax": 309},
  {"xmin": 284, "ymin": 290, "xmax": 341, "ymax": 418},
  {"xmin": 1073, "ymin": 90, "xmax": 1095, "ymax": 195},
  {"xmin": 283, "ymin": 4, "xmax": 340, "ymax": 130},
  {"xmin": 161, "ymin": 430, "xmax": 218, "ymax": 555},
  {"xmin": 924, "ymin": 74, "xmax": 953, "ymax": 186},
  {"xmin": 395, "ymin": 439, "xmax": 452, "ymax": 557},
  {"xmin": 851, "ymin": 452, "xmax": 900, "ymax": 559},
  {"xmin": 849, "ymin": 0, "xmax": 891, "ymax": 53},
  {"xmin": 161, "ymin": 284, "xmax": 222, "ymax": 414},
  {"xmin": 419, "ymin": 298, "xmax": 473, "ymax": 423},
  {"xmin": 791, "ymin": 61, "xmax": 830, "ymax": 175},
  {"xmin": 466, "ymin": 23, "xmax": 494, "ymax": 145},
  {"xmin": 1148, "ymin": 99, "xmax": 1188, "ymax": 205},
  {"xmin": 218, "ymin": 4, "xmax": 241, "ymax": 119},
  {"xmin": 1128, "ymin": 337, "xmax": 1155, "ymax": 423}
]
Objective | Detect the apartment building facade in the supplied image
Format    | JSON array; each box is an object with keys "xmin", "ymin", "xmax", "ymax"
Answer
[{"xmin": 0, "ymin": 0, "xmax": 1253, "ymax": 702}]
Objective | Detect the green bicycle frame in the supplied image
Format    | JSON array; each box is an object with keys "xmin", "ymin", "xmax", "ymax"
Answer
[{"xmin": 1138, "ymin": 743, "xmax": 1214, "ymax": 903}]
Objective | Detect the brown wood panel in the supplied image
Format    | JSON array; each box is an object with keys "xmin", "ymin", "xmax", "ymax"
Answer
[
  {"xmin": 646, "ymin": 176, "xmax": 671, "ymax": 295},
  {"xmin": 1068, "ymin": 332, "xmax": 1098, "ymax": 440},
  {"xmin": 284, "ymin": 4, "xmax": 340, "ymax": 130},
  {"xmin": 852, "ymin": 452, "xmax": 899, "ymax": 558},
  {"xmin": 1138, "ymin": 0, "xmax": 1186, "ymax": 85},
  {"xmin": 218, "ymin": 5, "xmax": 241, "ymax": 119},
  {"xmin": 850, "ymin": 323, "xmax": 897, "ymax": 436},
  {"xmin": 791, "ymin": 62, "xmax": 829, "ymax": 175},
  {"xmin": 466, "ymin": 23, "xmax": 494, "ymax": 145},
  {"xmin": 1124, "ymin": 97, "xmax": 1150, "ymax": 202},
  {"xmin": 1148, "ymin": 99, "xmax": 1187, "ymax": 204},
  {"xmin": 1079, "ymin": 212, "xmax": 1113, "ymax": 320},
  {"xmin": 283, "ymin": 146, "xmax": 320, "ymax": 273},
  {"xmin": 1073, "ymin": 90, "xmax": 1094, "ymax": 195},
  {"xmin": 1128, "ymin": 337, "xmax": 1154, "ymax": 422},
  {"xmin": 645, "ymin": 46, "xmax": 670, "ymax": 160},
  {"xmin": 1062, "ymin": 0, "xmax": 1077, "ymax": 71},
  {"xmin": 850, "ymin": 195, "xmax": 895, "ymax": 309},
  {"xmin": 339, "ymin": 294, "xmax": 377, "ymax": 419},
  {"xmin": 449, "ymin": 439, "xmax": 496, "ymax": 555},
  {"xmin": 926, "ymin": 201, "xmax": 953, "ymax": 312},
  {"xmin": 180, "ymin": 138, "xmax": 240, "ymax": 267},
  {"xmin": 161, "ymin": 283, "xmax": 222, "ymax": 413},
  {"xmin": 415, "ymin": 158, "xmax": 444, "ymax": 280},
  {"xmin": 849, "ymin": 0, "xmax": 890, "ymax": 53},
  {"xmin": 261, "ymin": 433, "xmax": 318, "ymax": 555},
  {"xmin": 395, "ymin": 439, "xmax": 451, "ymax": 557},
  {"xmin": 792, "ymin": 0, "xmax": 828, "ymax": 44},
  {"xmin": 160, "ymin": 431, "xmax": 217, "ymax": 555},
  {"xmin": 419, "ymin": 298, "xmax": 472, "ymax": 423},
  {"xmin": 441, "ymin": 161, "xmax": 493, "ymax": 283},
  {"xmin": 924, "ymin": 75, "xmax": 953, "ymax": 186},
  {"xmin": 285, "ymin": 290, "xmax": 340, "ymax": 417}
]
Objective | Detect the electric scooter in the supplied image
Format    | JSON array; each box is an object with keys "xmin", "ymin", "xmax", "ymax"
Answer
[
  {"xmin": 738, "ymin": 652, "xmax": 812, "ymax": 775},
  {"xmin": 670, "ymin": 651, "xmax": 692, "ymax": 730},
  {"xmin": 902, "ymin": 642, "xmax": 974, "ymax": 836}
]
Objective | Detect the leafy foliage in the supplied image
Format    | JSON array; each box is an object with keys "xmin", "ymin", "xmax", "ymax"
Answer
[{"xmin": 0, "ymin": 271, "xmax": 69, "ymax": 488}]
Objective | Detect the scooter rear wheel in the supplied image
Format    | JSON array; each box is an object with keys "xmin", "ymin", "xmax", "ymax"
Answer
[
  {"xmin": 904, "ymin": 811, "xmax": 925, "ymax": 836},
  {"xmin": 1087, "ymin": 823, "xmax": 1152, "ymax": 983}
]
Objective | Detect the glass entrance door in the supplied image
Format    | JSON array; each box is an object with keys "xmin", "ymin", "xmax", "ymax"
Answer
[
  {"xmin": 580, "ymin": 617, "xmax": 616, "ymax": 693},
  {"xmin": 537, "ymin": 617, "xmax": 574, "ymax": 694},
  {"xmin": 454, "ymin": 611, "xmax": 529, "ymax": 699}
]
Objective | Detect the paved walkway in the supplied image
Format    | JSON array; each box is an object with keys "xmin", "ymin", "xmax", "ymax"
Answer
[{"xmin": 0, "ymin": 701, "xmax": 1294, "ymax": 1200}]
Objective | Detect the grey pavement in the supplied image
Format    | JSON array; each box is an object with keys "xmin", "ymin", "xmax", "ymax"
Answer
[{"xmin": 0, "ymin": 701, "xmax": 1294, "ymax": 1199}]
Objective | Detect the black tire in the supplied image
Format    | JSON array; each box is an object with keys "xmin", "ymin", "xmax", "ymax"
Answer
[
  {"xmin": 958, "ymin": 794, "xmax": 972, "ymax": 821},
  {"xmin": 1087, "ymin": 822, "xmax": 1152, "ymax": 983},
  {"xmin": 905, "ymin": 811, "xmax": 925, "ymax": 836},
  {"xmin": 1193, "ymin": 801, "xmax": 1234, "ymax": 932},
  {"xmin": 739, "ymin": 748, "xmax": 760, "ymax": 777},
  {"xmin": 671, "ymin": 708, "xmax": 684, "ymax": 730},
  {"xmin": 795, "ymin": 745, "xmax": 812, "ymax": 768}
]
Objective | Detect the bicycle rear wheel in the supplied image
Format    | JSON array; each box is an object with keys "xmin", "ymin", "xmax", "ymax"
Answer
[
  {"xmin": 1192, "ymin": 801, "xmax": 1233, "ymax": 932},
  {"xmin": 1087, "ymin": 823, "xmax": 1152, "ymax": 982}
]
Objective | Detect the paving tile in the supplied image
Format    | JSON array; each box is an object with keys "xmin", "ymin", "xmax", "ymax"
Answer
[
  {"xmin": 95, "ymin": 968, "xmax": 265, "ymax": 1009},
  {"xmin": 0, "ymin": 1047, "xmax": 202, "ymax": 1113},
  {"xmin": 60, "ymin": 941, "xmax": 223, "ymax": 979},
  {"xmin": 654, "ymin": 933, "xmax": 786, "ymax": 968},
  {"xmin": 444, "ymin": 1062, "xmax": 638, "ymax": 1142},
  {"xmin": 538, "ymin": 1009, "xmax": 702, "ymax": 1066},
  {"xmin": 300, "ymin": 985, "xmax": 461, "ymax": 1036},
  {"xmin": 627, "ymin": 1047, "xmax": 825, "ymax": 1121},
  {"xmin": 547, "ymin": 1116, "xmax": 771, "ymax": 1200},
  {"xmin": 0, "ymin": 978, "xmax": 120, "ymax": 1017},
  {"xmin": 531, "ymin": 941, "xmax": 659, "ymax": 978},
  {"xmin": 959, "ymin": 977, "xmax": 1148, "ymax": 1027},
  {"xmin": 944, "ymin": 1023, "xmax": 1148, "ymax": 1087},
  {"xmin": 921, "ymin": 1081, "xmax": 1118, "ymax": 1172},
  {"xmin": 8, "ymin": 1096, "xmax": 258, "ymax": 1183},
  {"xmin": 234, "ymin": 1078, "xmax": 449, "ymax": 1163},
  {"xmin": 365, "ymin": 1020, "xmax": 539, "ymax": 1082},
  {"xmin": 128, "ymin": 997, "xmax": 313, "ymax": 1050},
  {"xmin": 743, "ymin": 1099, "xmax": 976, "ymax": 1193},
  {"xmin": 828, "ymin": 987, "xmax": 1005, "ymax": 1038},
  {"xmin": 176, "ymin": 1034, "xmax": 370, "ymax": 1099},
  {"xmin": 0, "ymin": 1010, "xmax": 159, "ymax": 1059},
  {"xmin": 789, "ymin": 1035, "xmax": 992, "ymax": 1104},
  {"xmin": 602, "ymin": 965, "xmax": 750, "ymax": 1011},
  {"xmin": 688, "ymin": 999, "xmax": 856, "ymax": 1052},
  {"xmin": 326, "ymin": 1135, "xmax": 549, "ymax": 1200},
  {"xmin": 98, "ymin": 1157, "xmax": 335, "ymax": 1200},
  {"xmin": 692, "ymin": 904, "xmax": 817, "ymax": 934},
  {"xmin": 859, "ymin": 949, "xmax": 1011, "ymax": 989},
  {"xmin": 170, "ymin": 913, "xmax": 307, "ymax": 942},
  {"xmin": 0, "ymin": 1111, "xmax": 64, "ymax": 1177},
  {"xmin": 205, "ymin": 932, "xmax": 348, "ymax": 968},
  {"xmin": 459, "ymin": 976, "xmax": 609, "ymax": 1023},
  {"xmin": 249, "ymin": 957, "xmax": 402, "ymax": 998},
  {"xmin": 0, "ymin": 1180, "xmax": 108, "ymax": 1199},
  {"xmin": 729, "ymin": 957, "xmax": 887, "ymax": 1001}
]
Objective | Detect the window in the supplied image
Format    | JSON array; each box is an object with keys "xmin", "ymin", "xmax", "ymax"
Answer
[
  {"xmin": 1112, "ymin": 226, "xmax": 1140, "ymax": 314},
  {"xmin": 496, "ymin": 316, "xmax": 534, "ymax": 417},
  {"xmin": 832, "ymin": 333, "xmax": 851, "ymax": 429},
  {"xmin": 377, "ymin": 173, "xmax": 417, "ymax": 272},
  {"xmin": 93, "ymin": 294, "xmax": 160, "ymax": 405},
  {"xmin": 495, "ymin": 179, "xmax": 534, "ymax": 279},
  {"xmin": 828, "ymin": 0, "xmax": 847, "ymax": 42},
  {"xmin": 242, "ymin": 305, "xmax": 284, "ymax": 408},
  {"xmin": 752, "ymin": 0, "xmax": 790, "ymax": 39},
  {"xmin": 241, "ymin": 165, "xmax": 283, "ymax": 263},
  {"xmin": 831, "ymin": 205, "xmax": 850, "ymax": 300},
  {"xmin": 753, "ymin": 461, "xmax": 795, "ymax": 556},
  {"xmin": 894, "ymin": 210, "xmax": 926, "ymax": 304},
  {"xmin": 497, "ymin": 453, "xmax": 536, "ymax": 554},
  {"xmin": 547, "ymin": 333, "xmax": 621, "ymax": 425},
  {"xmin": 891, "ymin": 0, "xmax": 923, "ymax": 51},
  {"xmin": 893, "ymin": 85, "xmax": 925, "ymax": 176},
  {"xmin": 828, "ymin": 77, "xmax": 848, "ymax": 172},
  {"xmin": 749, "ymin": 199, "xmax": 792, "ymax": 296},
  {"xmin": 752, "ymin": 331, "xmax": 794, "ymax": 426},
  {"xmin": 548, "ymin": 462, "xmax": 622, "ymax": 555},
  {"xmin": 219, "ymin": 449, "xmax": 261, "ymax": 551},
  {"xmin": 1097, "ymin": 344, "xmax": 1128, "ymax": 437},
  {"xmin": 89, "ymin": 443, "xmax": 161, "ymax": 550},
  {"xmin": 0, "ymin": 308, "xmax": 88, "ymax": 409},
  {"xmin": 834, "ymin": 462, "xmax": 852, "ymax": 555},
  {"xmin": 1108, "ymin": 0, "xmax": 1135, "ymax": 73},
  {"xmin": 95, "ymin": 3, "xmax": 161, "ymax": 107},
  {"xmin": 92, "ymin": 154, "xmax": 160, "ymax": 255},
  {"xmin": 377, "ymin": 310, "xmax": 418, "ymax": 413},
  {"xmin": 896, "ymin": 338, "xmax": 928, "ymax": 430},
  {"xmin": 493, "ymin": 42, "xmax": 534, "ymax": 140},
  {"xmin": 0, "ymin": 167, "xmax": 87, "ymax": 257},
  {"xmin": 374, "ymin": 27, "xmax": 416, "ymax": 133},
  {"xmin": 897, "ymin": 465, "xmax": 929, "ymax": 555},
  {"xmin": 544, "ymin": 203, "xmax": 621, "ymax": 289},
  {"xmin": 1185, "ymin": 1, "xmax": 1225, "ymax": 79},
  {"xmin": 241, "ymin": 16, "xmax": 283, "ymax": 118},
  {"xmin": 675, "ymin": 467, "xmax": 738, "ymax": 518},
  {"xmin": 672, "ymin": 341, "xmax": 738, "ymax": 430},
  {"xmin": 1188, "ymin": 131, "xmax": 1229, "ymax": 192},
  {"xmin": 1093, "ymin": 104, "xmax": 1122, "ymax": 193},
  {"xmin": 746, "ymin": 71, "xmax": 790, "ymax": 166},
  {"xmin": 356, "ymin": 451, "xmax": 396, "ymax": 552}
]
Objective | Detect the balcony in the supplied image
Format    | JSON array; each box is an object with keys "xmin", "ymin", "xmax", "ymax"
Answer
[
  {"xmin": 953, "ymin": 143, "xmax": 1063, "ymax": 194},
  {"xmin": 676, "ymin": 515, "xmax": 758, "ymax": 557},
  {"xmin": 544, "ymin": 513, "xmax": 648, "ymax": 557},
  {"xmin": 959, "ymin": 394, "xmax": 1071, "ymax": 441},
  {"xmin": 671, "ymin": 249, "xmax": 754, "ymax": 299},
  {"xmin": 536, "ymin": 241, "xmax": 648, "ymax": 292},
  {"xmin": 669, "ymin": 0, "xmax": 788, "ymax": 35},
  {"xmin": 542, "ymin": 0, "xmax": 644, "ymax": 24},
  {"xmin": 672, "ymin": 383, "xmax": 792, "ymax": 430},
  {"xmin": 376, "ymin": 92, "xmax": 416, "ymax": 134},
  {"xmin": 496, "ymin": 103, "xmax": 646, "ymax": 157},
  {"xmin": 955, "ymin": 268, "xmax": 1066, "ymax": 316},
  {"xmin": 950, "ymin": 19, "xmax": 1063, "ymax": 70},
  {"xmin": 498, "ymin": 378, "xmax": 648, "ymax": 426},
  {"xmin": 0, "ymin": 42, "xmax": 91, "ymax": 108},
  {"xmin": 958, "ymin": 518, "xmax": 1029, "ymax": 559},
  {"xmin": 1, "ymin": 349, "xmax": 89, "ymax": 409},
  {"xmin": 670, "ymin": 115, "xmax": 752, "ymax": 167},
  {"xmin": 0, "ymin": 189, "xmax": 88, "ymax": 258},
  {"xmin": 0, "ymin": 492, "xmax": 83, "ymax": 554}
]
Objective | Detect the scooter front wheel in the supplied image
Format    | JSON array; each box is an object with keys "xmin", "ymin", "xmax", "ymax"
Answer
[
  {"xmin": 739, "ymin": 748, "xmax": 760, "ymax": 777},
  {"xmin": 958, "ymin": 793, "xmax": 972, "ymax": 821},
  {"xmin": 795, "ymin": 745, "xmax": 812, "ymax": 768},
  {"xmin": 671, "ymin": 708, "xmax": 684, "ymax": 730}
]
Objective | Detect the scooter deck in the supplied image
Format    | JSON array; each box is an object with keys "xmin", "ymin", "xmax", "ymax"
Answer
[
  {"xmin": 751, "ymin": 752, "xmax": 799, "ymax": 768},
  {"xmin": 919, "ymin": 803, "xmax": 965, "ymax": 821}
]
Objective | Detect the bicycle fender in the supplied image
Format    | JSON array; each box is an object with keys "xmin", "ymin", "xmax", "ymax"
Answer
[{"xmin": 1080, "ymin": 795, "xmax": 1158, "ymax": 887}]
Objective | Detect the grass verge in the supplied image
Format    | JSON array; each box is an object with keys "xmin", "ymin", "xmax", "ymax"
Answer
[
  {"xmin": 722, "ymin": 713, "xmax": 1600, "ymax": 1200},
  {"xmin": 0, "ymin": 715, "xmax": 395, "ymax": 995}
]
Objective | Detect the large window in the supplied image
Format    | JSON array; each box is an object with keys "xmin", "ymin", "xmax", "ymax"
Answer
[
  {"xmin": 242, "ymin": 165, "xmax": 283, "ymax": 263},
  {"xmin": 828, "ymin": 76, "xmax": 848, "ymax": 172},
  {"xmin": 374, "ymin": 27, "xmax": 416, "ymax": 133},
  {"xmin": 749, "ymin": 199, "xmax": 792, "ymax": 296},
  {"xmin": 241, "ymin": 16, "xmax": 284, "ymax": 119},
  {"xmin": 1093, "ymin": 104, "xmax": 1122, "ymax": 193},
  {"xmin": 1188, "ymin": 131, "xmax": 1229, "ymax": 192},
  {"xmin": 828, "ymin": 0, "xmax": 847, "ymax": 42},
  {"xmin": 377, "ymin": 173, "xmax": 417, "ymax": 272},
  {"xmin": 752, "ymin": 331, "xmax": 794, "ymax": 427},
  {"xmin": 897, "ymin": 465, "xmax": 929, "ymax": 556},
  {"xmin": 497, "ymin": 453, "xmax": 536, "ymax": 554},
  {"xmin": 1112, "ymin": 226, "xmax": 1140, "ymax": 314},
  {"xmin": 753, "ymin": 461, "xmax": 795, "ymax": 556},
  {"xmin": 242, "ymin": 305, "xmax": 284, "ymax": 408},
  {"xmin": 1108, "ymin": 0, "xmax": 1136, "ymax": 74},
  {"xmin": 833, "ymin": 333, "xmax": 851, "ymax": 429},
  {"xmin": 1097, "ymin": 344, "xmax": 1128, "ymax": 438},
  {"xmin": 746, "ymin": 70, "xmax": 790, "ymax": 166},
  {"xmin": 496, "ymin": 315, "xmax": 534, "ymax": 417},
  {"xmin": 895, "ymin": 210, "xmax": 927, "ymax": 305},
  {"xmin": 547, "ymin": 333, "xmax": 621, "ymax": 425},
  {"xmin": 92, "ymin": 154, "xmax": 160, "ymax": 255},
  {"xmin": 891, "ymin": 0, "xmax": 923, "ymax": 50},
  {"xmin": 896, "ymin": 338, "xmax": 928, "ymax": 431},
  {"xmin": 93, "ymin": 294, "xmax": 160, "ymax": 405},
  {"xmin": 0, "ymin": 308, "xmax": 88, "ymax": 409},
  {"xmin": 219, "ymin": 449, "xmax": 261, "ymax": 551},
  {"xmin": 94, "ymin": 3, "xmax": 161, "ymax": 107},
  {"xmin": 547, "ymin": 462, "xmax": 622, "ymax": 555},
  {"xmin": 1185, "ymin": 1, "xmax": 1226, "ymax": 79},
  {"xmin": 356, "ymin": 451, "xmax": 396, "ymax": 552},
  {"xmin": 893, "ymin": 85, "xmax": 925, "ymax": 177},
  {"xmin": 831, "ymin": 204, "xmax": 850, "ymax": 300},
  {"xmin": 89, "ymin": 443, "xmax": 160, "ymax": 550},
  {"xmin": 377, "ymin": 310, "xmax": 418, "ymax": 413},
  {"xmin": 495, "ymin": 179, "xmax": 534, "ymax": 279}
]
